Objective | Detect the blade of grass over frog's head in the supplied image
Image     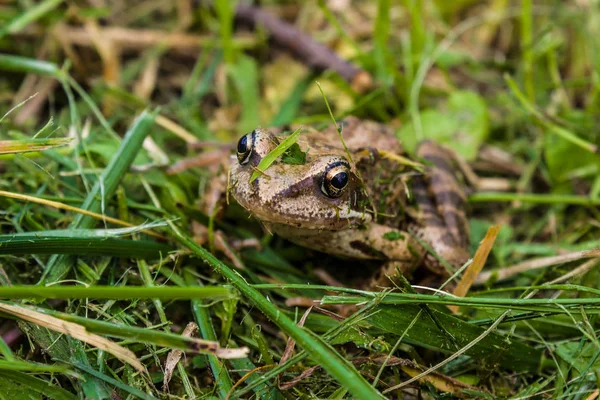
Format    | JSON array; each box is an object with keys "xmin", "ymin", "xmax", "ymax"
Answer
[
  {"xmin": 172, "ymin": 226, "xmax": 385, "ymax": 399},
  {"xmin": 0, "ymin": 138, "xmax": 72, "ymax": 155},
  {"xmin": 250, "ymin": 127, "xmax": 303, "ymax": 182},
  {"xmin": 39, "ymin": 109, "xmax": 157, "ymax": 285}
]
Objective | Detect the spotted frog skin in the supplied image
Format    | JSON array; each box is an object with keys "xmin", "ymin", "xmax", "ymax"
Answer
[{"xmin": 229, "ymin": 117, "xmax": 470, "ymax": 286}]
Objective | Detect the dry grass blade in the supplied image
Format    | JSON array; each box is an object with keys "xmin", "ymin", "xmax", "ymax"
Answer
[
  {"xmin": 163, "ymin": 322, "xmax": 198, "ymax": 391},
  {"xmin": 450, "ymin": 225, "xmax": 500, "ymax": 313},
  {"xmin": 49, "ymin": 25, "xmax": 256, "ymax": 53},
  {"xmin": 0, "ymin": 190, "xmax": 165, "ymax": 239},
  {"xmin": 398, "ymin": 362, "xmax": 476, "ymax": 398},
  {"xmin": 475, "ymin": 249, "xmax": 600, "ymax": 285},
  {"xmin": 0, "ymin": 302, "xmax": 146, "ymax": 374},
  {"xmin": 0, "ymin": 138, "xmax": 71, "ymax": 154}
]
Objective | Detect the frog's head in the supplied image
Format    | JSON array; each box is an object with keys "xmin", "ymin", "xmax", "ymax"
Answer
[{"xmin": 229, "ymin": 128, "xmax": 371, "ymax": 230}]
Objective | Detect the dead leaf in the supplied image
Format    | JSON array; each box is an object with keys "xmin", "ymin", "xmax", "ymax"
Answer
[
  {"xmin": 0, "ymin": 302, "xmax": 147, "ymax": 374},
  {"xmin": 163, "ymin": 322, "xmax": 198, "ymax": 392}
]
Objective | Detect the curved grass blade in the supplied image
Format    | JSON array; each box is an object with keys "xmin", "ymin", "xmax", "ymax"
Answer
[
  {"xmin": 40, "ymin": 109, "xmax": 157, "ymax": 284},
  {"xmin": 173, "ymin": 228, "xmax": 385, "ymax": 399}
]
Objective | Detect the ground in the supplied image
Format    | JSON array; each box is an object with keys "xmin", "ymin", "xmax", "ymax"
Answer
[{"xmin": 0, "ymin": 1, "xmax": 599, "ymax": 399}]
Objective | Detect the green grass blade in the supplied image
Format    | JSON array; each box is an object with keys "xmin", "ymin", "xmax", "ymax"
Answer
[
  {"xmin": 250, "ymin": 127, "xmax": 303, "ymax": 182},
  {"xmin": 505, "ymin": 74, "xmax": 598, "ymax": 154},
  {"xmin": 373, "ymin": 0, "xmax": 393, "ymax": 85},
  {"xmin": 269, "ymin": 73, "xmax": 314, "ymax": 126},
  {"xmin": 0, "ymin": 286, "xmax": 231, "ymax": 300},
  {"xmin": 0, "ymin": 0, "xmax": 63, "ymax": 40},
  {"xmin": 0, "ymin": 138, "xmax": 71, "ymax": 154},
  {"xmin": 71, "ymin": 363, "xmax": 155, "ymax": 400},
  {"xmin": 192, "ymin": 300, "xmax": 234, "ymax": 399},
  {"xmin": 228, "ymin": 54, "xmax": 261, "ymax": 132},
  {"xmin": 0, "ymin": 370, "xmax": 77, "ymax": 400},
  {"xmin": 0, "ymin": 53, "xmax": 60, "ymax": 76},
  {"xmin": 173, "ymin": 228, "xmax": 385, "ymax": 399},
  {"xmin": 39, "ymin": 109, "xmax": 157, "ymax": 284},
  {"xmin": 469, "ymin": 192, "xmax": 600, "ymax": 206},
  {"xmin": 0, "ymin": 234, "xmax": 170, "ymax": 258},
  {"xmin": 0, "ymin": 360, "xmax": 76, "ymax": 375}
]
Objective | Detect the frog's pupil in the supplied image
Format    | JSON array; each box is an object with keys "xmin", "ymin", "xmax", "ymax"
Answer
[
  {"xmin": 331, "ymin": 172, "xmax": 348, "ymax": 189},
  {"xmin": 237, "ymin": 135, "xmax": 248, "ymax": 154}
]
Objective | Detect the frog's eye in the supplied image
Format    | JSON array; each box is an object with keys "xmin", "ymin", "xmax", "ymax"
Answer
[
  {"xmin": 236, "ymin": 131, "xmax": 256, "ymax": 165},
  {"xmin": 321, "ymin": 161, "xmax": 350, "ymax": 198}
]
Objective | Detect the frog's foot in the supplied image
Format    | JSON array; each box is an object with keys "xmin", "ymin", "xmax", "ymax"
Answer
[
  {"xmin": 412, "ymin": 141, "xmax": 472, "ymax": 274},
  {"xmin": 367, "ymin": 261, "xmax": 419, "ymax": 290}
]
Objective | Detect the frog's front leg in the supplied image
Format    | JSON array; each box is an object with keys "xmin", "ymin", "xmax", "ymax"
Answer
[
  {"xmin": 410, "ymin": 141, "xmax": 471, "ymax": 273},
  {"xmin": 349, "ymin": 224, "xmax": 428, "ymax": 288}
]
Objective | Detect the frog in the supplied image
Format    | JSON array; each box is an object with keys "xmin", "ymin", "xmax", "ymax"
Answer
[{"xmin": 228, "ymin": 117, "xmax": 470, "ymax": 287}]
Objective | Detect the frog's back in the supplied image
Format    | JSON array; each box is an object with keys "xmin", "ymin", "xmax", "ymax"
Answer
[{"xmin": 299, "ymin": 117, "xmax": 403, "ymax": 159}]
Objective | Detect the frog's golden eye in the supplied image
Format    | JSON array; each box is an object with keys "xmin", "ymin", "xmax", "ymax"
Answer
[
  {"xmin": 236, "ymin": 130, "xmax": 256, "ymax": 165},
  {"xmin": 321, "ymin": 161, "xmax": 350, "ymax": 198}
]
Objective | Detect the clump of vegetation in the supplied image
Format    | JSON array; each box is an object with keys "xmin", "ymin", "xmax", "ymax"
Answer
[{"xmin": 0, "ymin": 1, "xmax": 599, "ymax": 398}]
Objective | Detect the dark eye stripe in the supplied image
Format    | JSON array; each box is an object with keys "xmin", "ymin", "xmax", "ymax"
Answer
[{"xmin": 324, "ymin": 160, "xmax": 350, "ymax": 173}]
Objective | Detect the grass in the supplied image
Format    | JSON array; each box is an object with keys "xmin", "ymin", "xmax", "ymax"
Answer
[{"xmin": 0, "ymin": 1, "xmax": 599, "ymax": 399}]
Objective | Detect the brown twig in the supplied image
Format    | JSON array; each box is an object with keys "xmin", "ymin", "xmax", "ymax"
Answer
[{"xmin": 235, "ymin": 4, "xmax": 373, "ymax": 93}]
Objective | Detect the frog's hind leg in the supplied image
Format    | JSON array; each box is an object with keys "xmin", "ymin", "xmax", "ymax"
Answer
[{"xmin": 412, "ymin": 141, "xmax": 471, "ymax": 272}]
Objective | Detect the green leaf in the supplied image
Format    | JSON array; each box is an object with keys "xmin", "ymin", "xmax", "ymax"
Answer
[
  {"xmin": 556, "ymin": 341, "xmax": 600, "ymax": 376},
  {"xmin": 281, "ymin": 142, "xmax": 308, "ymax": 165},
  {"xmin": 398, "ymin": 90, "xmax": 489, "ymax": 160},
  {"xmin": 250, "ymin": 128, "xmax": 303, "ymax": 182},
  {"xmin": 544, "ymin": 134, "xmax": 600, "ymax": 181},
  {"xmin": 382, "ymin": 231, "xmax": 406, "ymax": 241},
  {"xmin": 368, "ymin": 305, "xmax": 543, "ymax": 372}
]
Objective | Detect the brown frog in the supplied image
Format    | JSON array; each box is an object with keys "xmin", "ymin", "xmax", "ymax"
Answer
[{"xmin": 228, "ymin": 117, "xmax": 470, "ymax": 287}]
